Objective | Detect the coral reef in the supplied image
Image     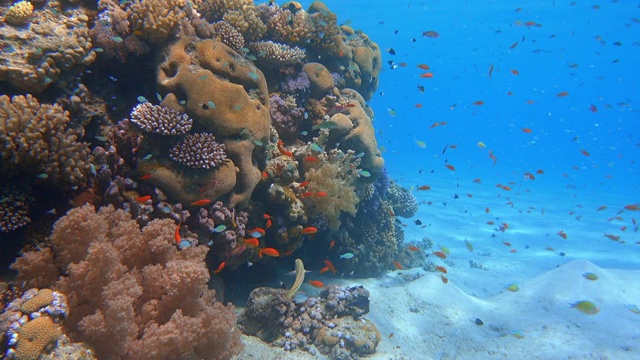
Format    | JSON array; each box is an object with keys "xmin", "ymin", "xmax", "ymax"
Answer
[
  {"xmin": 129, "ymin": 0, "xmax": 187, "ymax": 44},
  {"xmin": 10, "ymin": 204, "xmax": 242, "ymax": 360},
  {"xmin": 0, "ymin": 95, "xmax": 93, "ymax": 187},
  {"xmin": 388, "ymin": 181, "xmax": 419, "ymax": 218},
  {"xmin": 4, "ymin": 1, "xmax": 33, "ymax": 26},
  {"xmin": 130, "ymin": 102, "xmax": 193, "ymax": 135},
  {"xmin": 169, "ymin": 133, "xmax": 227, "ymax": 169},
  {"xmin": 0, "ymin": 183, "xmax": 32, "ymax": 233},
  {"xmin": 239, "ymin": 285, "xmax": 379, "ymax": 358},
  {"xmin": 0, "ymin": 2, "xmax": 95, "ymax": 92}
]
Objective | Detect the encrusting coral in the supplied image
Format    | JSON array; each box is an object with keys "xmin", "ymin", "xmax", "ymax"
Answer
[
  {"xmin": 0, "ymin": 95, "xmax": 93, "ymax": 187},
  {"xmin": 10, "ymin": 204, "xmax": 243, "ymax": 360}
]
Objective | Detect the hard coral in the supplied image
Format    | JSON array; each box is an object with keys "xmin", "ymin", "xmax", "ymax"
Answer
[
  {"xmin": 169, "ymin": 132, "xmax": 227, "ymax": 169},
  {"xmin": 4, "ymin": 0, "xmax": 34, "ymax": 26},
  {"xmin": 10, "ymin": 204, "xmax": 243, "ymax": 360},
  {"xmin": 0, "ymin": 95, "xmax": 93, "ymax": 187},
  {"xmin": 0, "ymin": 4, "xmax": 95, "ymax": 92},
  {"xmin": 0, "ymin": 183, "xmax": 32, "ymax": 233},
  {"xmin": 248, "ymin": 40, "xmax": 306, "ymax": 69},
  {"xmin": 129, "ymin": 0, "xmax": 187, "ymax": 43},
  {"xmin": 152, "ymin": 38, "xmax": 270, "ymax": 207},
  {"xmin": 130, "ymin": 102, "xmax": 193, "ymax": 135}
]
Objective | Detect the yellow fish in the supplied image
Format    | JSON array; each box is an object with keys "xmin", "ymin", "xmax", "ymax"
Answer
[
  {"xmin": 506, "ymin": 284, "xmax": 519, "ymax": 292},
  {"xmin": 582, "ymin": 272, "xmax": 598, "ymax": 281},
  {"xmin": 570, "ymin": 300, "xmax": 600, "ymax": 315},
  {"xmin": 477, "ymin": 141, "xmax": 486, "ymax": 148},
  {"xmin": 438, "ymin": 245, "xmax": 450, "ymax": 255}
]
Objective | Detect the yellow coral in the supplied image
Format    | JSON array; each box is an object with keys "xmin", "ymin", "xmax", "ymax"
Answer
[
  {"xmin": 130, "ymin": 0, "xmax": 187, "ymax": 43},
  {"xmin": 14, "ymin": 317, "xmax": 61, "ymax": 360},
  {"xmin": 4, "ymin": 1, "xmax": 34, "ymax": 26}
]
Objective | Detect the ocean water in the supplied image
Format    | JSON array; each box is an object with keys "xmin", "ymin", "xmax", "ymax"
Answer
[{"xmin": 1, "ymin": 0, "xmax": 638, "ymax": 359}]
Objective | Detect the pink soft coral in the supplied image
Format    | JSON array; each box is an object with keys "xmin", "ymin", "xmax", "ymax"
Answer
[{"xmin": 11, "ymin": 204, "xmax": 242, "ymax": 360}]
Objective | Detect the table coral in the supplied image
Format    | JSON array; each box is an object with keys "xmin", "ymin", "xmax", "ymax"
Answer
[
  {"xmin": 0, "ymin": 3, "xmax": 95, "ymax": 92},
  {"xmin": 10, "ymin": 204, "xmax": 243, "ymax": 360},
  {"xmin": 0, "ymin": 95, "xmax": 93, "ymax": 187}
]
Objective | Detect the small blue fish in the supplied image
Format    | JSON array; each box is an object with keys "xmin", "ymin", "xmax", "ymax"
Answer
[
  {"xmin": 207, "ymin": 101, "xmax": 216, "ymax": 109},
  {"xmin": 93, "ymin": 47, "xmax": 104, "ymax": 53},
  {"xmin": 250, "ymin": 230, "xmax": 263, "ymax": 238},
  {"xmin": 36, "ymin": 173, "xmax": 49, "ymax": 179},
  {"xmin": 624, "ymin": 304, "xmax": 640, "ymax": 314},
  {"xmin": 211, "ymin": 224, "xmax": 227, "ymax": 233},
  {"xmin": 253, "ymin": 140, "xmax": 263, "ymax": 146},
  {"xmin": 300, "ymin": 130, "xmax": 308, "ymax": 136},
  {"xmin": 112, "ymin": 36, "xmax": 124, "ymax": 43},
  {"xmin": 355, "ymin": 152, "xmax": 365, "ymax": 158},
  {"xmin": 310, "ymin": 144, "xmax": 323, "ymax": 152},
  {"xmin": 247, "ymin": 71, "xmax": 259, "ymax": 80},
  {"xmin": 137, "ymin": 96, "xmax": 148, "ymax": 103},
  {"xmin": 89, "ymin": 164, "xmax": 97, "ymax": 177},
  {"xmin": 142, "ymin": 154, "xmax": 153, "ymax": 160},
  {"xmin": 156, "ymin": 93, "xmax": 163, "ymax": 102},
  {"xmin": 94, "ymin": 135, "xmax": 108, "ymax": 142},
  {"xmin": 358, "ymin": 170, "xmax": 371, "ymax": 177},
  {"xmin": 340, "ymin": 252, "xmax": 354, "ymax": 259}
]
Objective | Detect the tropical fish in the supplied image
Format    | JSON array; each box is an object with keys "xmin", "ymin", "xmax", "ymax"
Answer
[
  {"xmin": 506, "ymin": 284, "xmax": 519, "ymax": 292},
  {"xmin": 435, "ymin": 266, "xmax": 447, "ymax": 274},
  {"xmin": 213, "ymin": 262, "xmax": 225, "ymax": 274},
  {"xmin": 244, "ymin": 238, "xmax": 260, "ymax": 247},
  {"xmin": 407, "ymin": 245, "xmax": 420, "ymax": 252},
  {"xmin": 570, "ymin": 300, "xmax": 600, "ymax": 315},
  {"xmin": 259, "ymin": 248, "xmax": 280, "ymax": 258},
  {"xmin": 509, "ymin": 330, "xmax": 524, "ymax": 339},
  {"xmin": 472, "ymin": 100, "xmax": 484, "ymax": 106},
  {"xmin": 140, "ymin": 174, "xmax": 152, "ymax": 180},
  {"xmin": 211, "ymin": 224, "xmax": 227, "ymax": 233},
  {"xmin": 339, "ymin": 252, "xmax": 354, "ymax": 259},
  {"xmin": 580, "ymin": 149, "xmax": 590, "ymax": 157},
  {"xmin": 522, "ymin": 128, "xmax": 532, "ymax": 133},
  {"xmin": 464, "ymin": 240, "xmax": 474, "ymax": 252},
  {"xmin": 392, "ymin": 261, "xmax": 403, "ymax": 270},
  {"xmin": 583, "ymin": 272, "xmax": 598, "ymax": 281},
  {"xmin": 417, "ymin": 64, "xmax": 430, "ymax": 70},
  {"xmin": 556, "ymin": 91, "xmax": 570, "ymax": 97},
  {"xmin": 624, "ymin": 304, "xmax": 640, "ymax": 314},
  {"xmin": 302, "ymin": 226, "xmax": 318, "ymax": 234},
  {"xmin": 596, "ymin": 205, "xmax": 607, "ymax": 211},
  {"xmin": 418, "ymin": 185, "xmax": 431, "ymax": 190},
  {"xmin": 174, "ymin": 223, "xmax": 181, "ymax": 244},
  {"xmin": 510, "ymin": 69, "xmax": 519, "ymax": 75},
  {"xmin": 439, "ymin": 245, "xmax": 450, "ymax": 255},
  {"xmin": 433, "ymin": 251, "xmax": 447, "ymax": 259},
  {"xmin": 190, "ymin": 199, "xmax": 211, "ymax": 206},
  {"xmin": 422, "ymin": 30, "xmax": 440, "ymax": 38},
  {"xmin": 308, "ymin": 280, "xmax": 324, "ymax": 288},
  {"xmin": 440, "ymin": 274, "xmax": 448, "ymax": 284},
  {"xmin": 420, "ymin": 72, "xmax": 434, "ymax": 78},
  {"xmin": 557, "ymin": 230, "xmax": 568, "ymax": 239},
  {"xmin": 445, "ymin": 164, "xmax": 456, "ymax": 171},
  {"xmin": 603, "ymin": 233, "xmax": 620, "ymax": 241},
  {"xmin": 136, "ymin": 195, "xmax": 151, "ymax": 203}
]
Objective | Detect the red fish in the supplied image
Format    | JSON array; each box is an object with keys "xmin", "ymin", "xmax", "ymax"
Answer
[
  {"xmin": 304, "ymin": 156, "xmax": 320, "ymax": 162},
  {"xmin": 328, "ymin": 240, "xmax": 335, "ymax": 250},
  {"xmin": 440, "ymin": 274, "xmax": 449, "ymax": 284},
  {"xmin": 472, "ymin": 100, "xmax": 485, "ymax": 106},
  {"xmin": 596, "ymin": 205, "xmax": 607, "ymax": 211},
  {"xmin": 510, "ymin": 69, "xmax": 519, "ymax": 75},
  {"xmin": 557, "ymin": 230, "xmax": 568, "ymax": 239},
  {"xmin": 417, "ymin": 64, "xmax": 430, "ymax": 70},
  {"xmin": 302, "ymin": 226, "xmax": 318, "ymax": 234},
  {"xmin": 624, "ymin": 204, "xmax": 639, "ymax": 211},
  {"xmin": 420, "ymin": 72, "xmax": 434, "ymax": 78},
  {"xmin": 435, "ymin": 266, "xmax": 447, "ymax": 274},
  {"xmin": 174, "ymin": 223, "xmax": 181, "ymax": 244},
  {"xmin": 308, "ymin": 280, "xmax": 324, "ymax": 288},
  {"xmin": 277, "ymin": 139, "xmax": 293, "ymax": 157},
  {"xmin": 407, "ymin": 245, "xmax": 420, "ymax": 252},
  {"xmin": 140, "ymin": 174, "xmax": 152, "ymax": 180},
  {"xmin": 228, "ymin": 245, "xmax": 247, "ymax": 257},
  {"xmin": 393, "ymin": 261, "xmax": 403, "ymax": 270},
  {"xmin": 580, "ymin": 149, "xmax": 590, "ymax": 157},
  {"xmin": 418, "ymin": 185, "xmax": 431, "ymax": 190},
  {"xmin": 136, "ymin": 195, "xmax": 151, "ymax": 203},
  {"xmin": 510, "ymin": 41, "xmax": 518, "ymax": 49},
  {"xmin": 445, "ymin": 164, "xmax": 456, "ymax": 171},
  {"xmin": 213, "ymin": 262, "xmax": 225, "ymax": 274},
  {"xmin": 324, "ymin": 259, "xmax": 337, "ymax": 274},
  {"xmin": 298, "ymin": 181, "xmax": 310, "ymax": 188},
  {"xmin": 259, "ymin": 248, "xmax": 280, "ymax": 258},
  {"xmin": 244, "ymin": 238, "xmax": 260, "ymax": 247},
  {"xmin": 433, "ymin": 251, "xmax": 447, "ymax": 259},
  {"xmin": 522, "ymin": 128, "xmax": 532, "ymax": 133},
  {"xmin": 590, "ymin": 104, "xmax": 598, "ymax": 112},
  {"xmin": 556, "ymin": 91, "xmax": 570, "ymax": 97},
  {"xmin": 315, "ymin": 192, "xmax": 328, "ymax": 197},
  {"xmin": 190, "ymin": 199, "xmax": 211, "ymax": 206}
]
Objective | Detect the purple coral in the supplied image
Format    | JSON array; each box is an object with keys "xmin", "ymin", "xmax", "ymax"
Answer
[
  {"xmin": 130, "ymin": 102, "xmax": 192, "ymax": 135},
  {"xmin": 281, "ymin": 71, "xmax": 310, "ymax": 95},
  {"xmin": 270, "ymin": 94, "xmax": 305, "ymax": 143},
  {"xmin": 169, "ymin": 133, "xmax": 227, "ymax": 169}
]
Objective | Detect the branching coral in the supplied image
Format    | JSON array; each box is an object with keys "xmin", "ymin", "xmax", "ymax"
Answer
[
  {"xmin": 169, "ymin": 133, "xmax": 227, "ymax": 169},
  {"xmin": 248, "ymin": 40, "xmax": 306, "ymax": 68},
  {"xmin": 10, "ymin": 204, "xmax": 243, "ymax": 360},
  {"xmin": 211, "ymin": 20, "xmax": 245, "ymax": 51},
  {"xmin": 130, "ymin": 102, "xmax": 193, "ymax": 135},
  {"xmin": 0, "ymin": 95, "xmax": 93, "ymax": 187}
]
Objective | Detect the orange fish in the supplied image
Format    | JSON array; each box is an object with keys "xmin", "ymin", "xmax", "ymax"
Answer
[
  {"xmin": 596, "ymin": 205, "xmax": 607, "ymax": 211},
  {"xmin": 302, "ymin": 226, "xmax": 318, "ymax": 234},
  {"xmin": 473, "ymin": 100, "xmax": 485, "ymax": 106},
  {"xmin": 603, "ymin": 233, "xmax": 620, "ymax": 241},
  {"xmin": 265, "ymin": 219, "xmax": 273, "ymax": 229},
  {"xmin": 213, "ymin": 261, "xmax": 225, "ymax": 274},
  {"xmin": 136, "ymin": 195, "xmax": 151, "ymax": 203},
  {"xmin": 319, "ymin": 266, "xmax": 330, "ymax": 274},
  {"xmin": 408, "ymin": 245, "xmax": 420, "ymax": 252},
  {"xmin": 190, "ymin": 199, "xmax": 211, "ymax": 206},
  {"xmin": 510, "ymin": 40, "xmax": 518, "ymax": 49},
  {"xmin": 418, "ymin": 185, "xmax": 431, "ymax": 190},
  {"xmin": 473, "ymin": 178, "xmax": 482, "ymax": 183},
  {"xmin": 435, "ymin": 265, "xmax": 447, "ymax": 274},
  {"xmin": 433, "ymin": 251, "xmax": 447, "ymax": 259},
  {"xmin": 174, "ymin": 223, "xmax": 181, "ymax": 244},
  {"xmin": 259, "ymin": 248, "xmax": 280, "ymax": 258},
  {"xmin": 536, "ymin": 169, "xmax": 544, "ymax": 174},
  {"xmin": 324, "ymin": 259, "xmax": 337, "ymax": 274},
  {"xmin": 503, "ymin": 222, "xmax": 509, "ymax": 229},
  {"xmin": 301, "ymin": 191, "xmax": 314, "ymax": 198},
  {"xmin": 487, "ymin": 221, "xmax": 495, "ymax": 225},
  {"xmin": 445, "ymin": 164, "xmax": 456, "ymax": 171},
  {"xmin": 509, "ymin": 249, "xmax": 517, "ymax": 253},
  {"xmin": 503, "ymin": 242, "xmax": 512, "ymax": 246},
  {"xmin": 308, "ymin": 280, "xmax": 324, "ymax": 288},
  {"xmin": 580, "ymin": 149, "xmax": 590, "ymax": 157},
  {"xmin": 557, "ymin": 230, "xmax": 568, "ymax": 239},
  {"xmin": 522, "ymin": 128, "xmax": 532, "ymax": 133},
  {"xmin": 417, "ymin": 64, "xmax": 430, "ymax": 70},
  {"xmin": 624, "ymin": 204, "xmax": 639, "ymax": 211},
  {"xmin": 556, "ymin": 91, "xmax": 569, "ymax": 97},
  {"xmin": 430, "ymin": 122, "xmax": 441, "ymax": 129},
  {"xmin": 244, "ymin": 238, "xmax": 260, "ymax": 247},
  {"xmin": 524, "ymin": 172, "xmax": 536, "ymax": 180},
  {"xmin": 299, "ymin": 181, "xmax": 310, "ymax": 188},
  {"xmin": 415, "ymin": 103, "xmax": 423, "ymax": 108},
  {"xmin": 510, "ymin": 69, "xmax": 519, "ymax": 75},
  {"xmin": 420, "ymin": 72, "xmax": 434, "ymax": 78},
  {"xmin": 277, "ymin": 139, "xmax": 293, "ymax": 157},
  {"xmin": 393, "ymin": 261, "xmax": 403, "ymax": 270},
  {"xmin": 328, "ymin": 240, "xmax": 335, "ymax": 250},
  {"xmin": 304, "ymin": 156, "xmax": 320, "ymax": 162},
  {"xmin": 315, "ymin": 191, "xmax": 328, "ymax": 197},
  {"xmin": 140, "ymin": 174, "xmax": 152, "ymax": 180},
  {"xmin": 440, "ymin": 274, "xmax": 449, "ymax": 284}
]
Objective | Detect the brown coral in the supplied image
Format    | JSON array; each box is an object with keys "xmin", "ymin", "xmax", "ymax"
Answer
[
  {"xmin": 248, "ymin": 40, "xmax": 306, "ymax": 68},
  {"xmin": 11, "ymin": 204, "xmax": 243, "ymax": 360},
  {"xmin": 4, "ymin": 0, "xmax": 34, "ymax": 26},
  {"xmin": 169, "ymin": 132, "xmax": 227, "ymax": 169},
  {"xmin": 0, "ymin": 95, "xmax": 93, "ymax": 187},
  {"xmin": 0, "ymin": 183, "xmax": 32, "ymax": 232},
  {"xmin": 129, "ymin": 0, "xmax": 187, "ymax": 43},
  {"xmin": 14, "ymin": 317, "xmax": 62, "ymax": 360},
  {"xmin": 0, "ymin": 4, "xmax": 95, "ymax": 92}
]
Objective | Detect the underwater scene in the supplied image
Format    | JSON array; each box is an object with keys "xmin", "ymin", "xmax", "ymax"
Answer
[{"xmin": 0, "ymin": 0, "xmax": 638, "ymax": 359}]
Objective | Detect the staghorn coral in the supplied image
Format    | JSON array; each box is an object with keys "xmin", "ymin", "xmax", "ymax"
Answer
[
  {"xmin": 0, "ymin": 95, "xmax": 93, "ymax": 187},
  {"xmin": 3, "ymin": 0, "xmax": 34, "ymax": 26},
  {"xmin": 130, "ymin": 102, "xmax": 193, "ymax": 135},
  {"xmin": 10, "ymin": 204, "xmax": 242, "ymax": 360},
  {"xmin": 248, "ymin": 40, "xmax": 306, "ymax": 69},
  {"xmin": 129, "ymin": 0, "xmax": 187, "ymax": 44},
  {"xmin": 0, "ymin": 183, "xmax": 32, "ymax": 233},
  {"xmin": 0, "ymin": 3, "xmax": 95, "ymax": 92}
]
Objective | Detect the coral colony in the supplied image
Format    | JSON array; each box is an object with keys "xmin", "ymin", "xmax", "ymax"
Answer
[{"xmin": 0, "ymin": 1, "xmax": 414, "ymax": 359}]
